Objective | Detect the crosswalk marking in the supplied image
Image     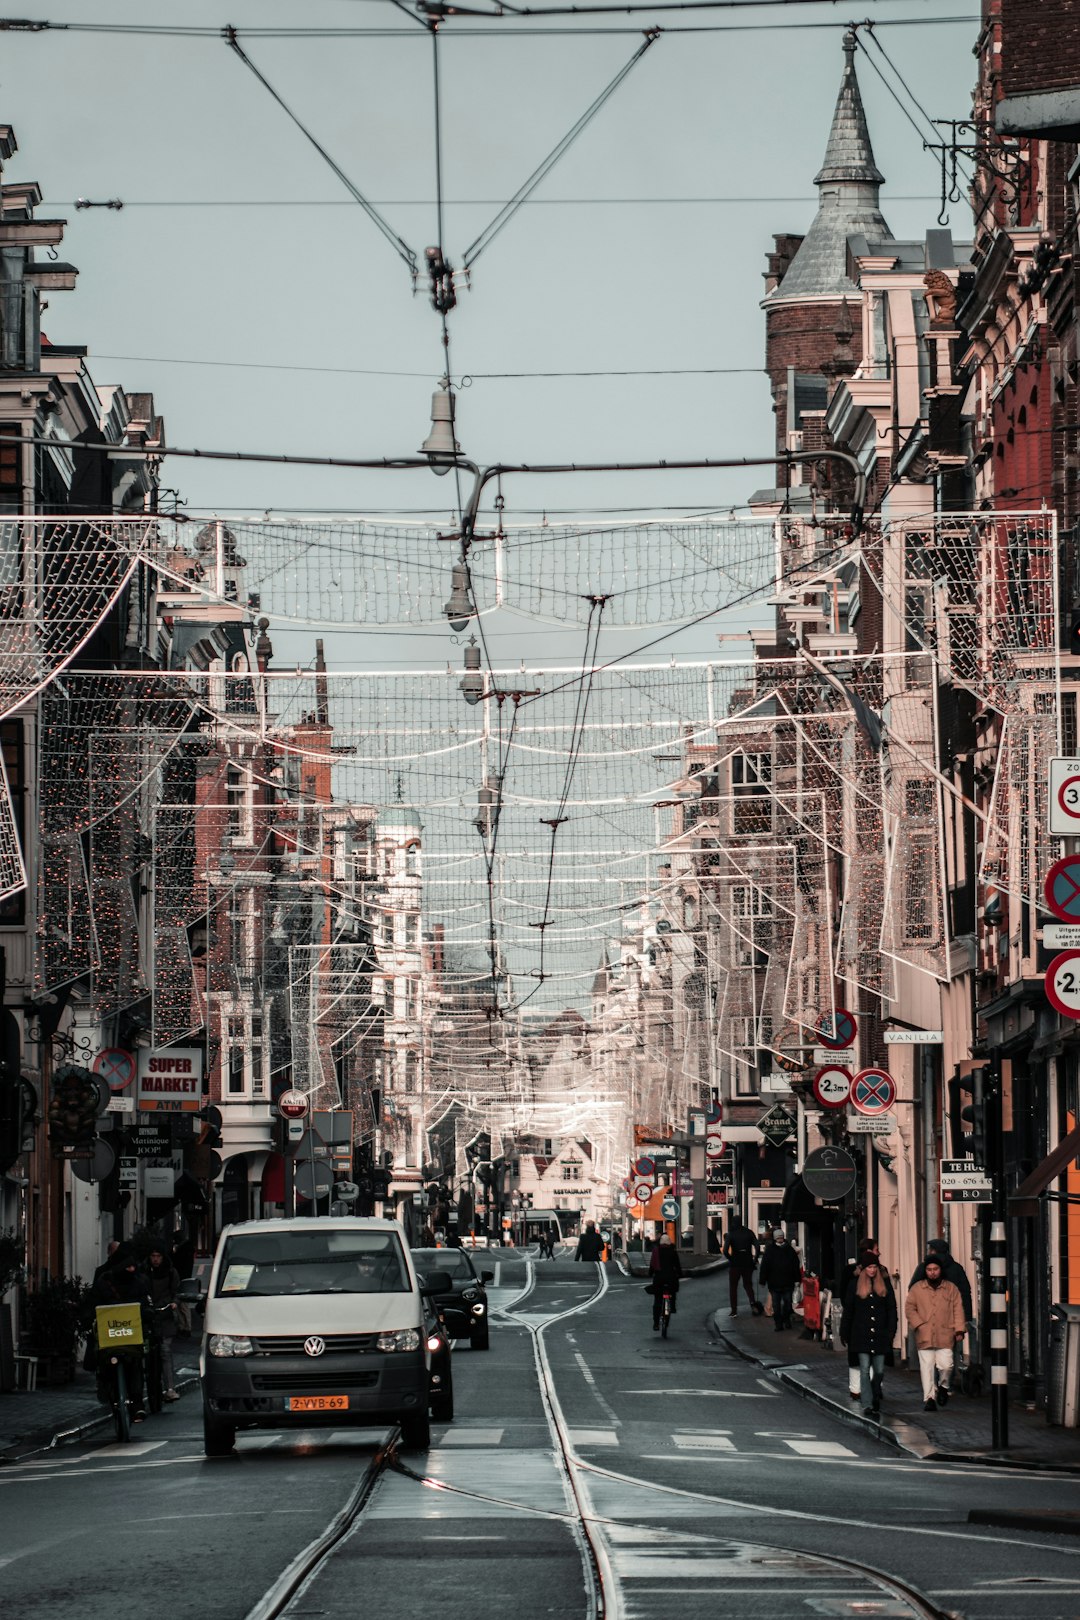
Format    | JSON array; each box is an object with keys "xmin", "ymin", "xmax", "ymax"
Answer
[
  {"xmin": 93, "ymin": 1441, "xmax": 165, "ymax": 1459},
  {"xmin": 782, "ymin": 1439, "xmax": 856, "ymax": 1458},
  {"xmin": 437, "ymin": 1427, "xmax": 505, "ymax": 1445},
  {"xmin": 671, "ymin": 1433, "xmax": 736, "ymax": 1452},
  {"xmin": 568, "ymin": 1428, "xmax": 619, "ymax": 1446}
]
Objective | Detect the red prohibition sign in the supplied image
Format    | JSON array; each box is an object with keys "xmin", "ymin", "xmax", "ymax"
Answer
[
  {"xmin": 92, "ymin": 1048, "xmax": 136, "ymax": 1091},
  {"xmin": 1058, "ymin": 775, "xmax": 1080, "ymax": 821},
  {"xmin": 1046, "ymin": 950, "xmax": 1080, "ymax": 1021},
  {"xmin": 851, "ymin": 1068, "xmax": 896, "ymax": 1115},
  {"xmin": 1045, "ymin": 856, "xmax": 1080, "ymax": 923}
]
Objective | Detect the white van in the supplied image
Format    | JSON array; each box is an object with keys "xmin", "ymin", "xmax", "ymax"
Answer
[{"xmin": 199, "ymin": 1216, "xmax": 449, "ymax": 1456}]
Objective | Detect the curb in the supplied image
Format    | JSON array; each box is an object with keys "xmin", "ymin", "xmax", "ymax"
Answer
[
  {"xmin": 969, "ymin": 1507, "xmax": 1080, "ymax": 1535},
  {"xmin": 0, "ymin": 1369, "xmax": 201, "ymax": 1463},
  {"xmin": 711, "ymin": 1311, "xmax": 1080, "ymax": 1475}
]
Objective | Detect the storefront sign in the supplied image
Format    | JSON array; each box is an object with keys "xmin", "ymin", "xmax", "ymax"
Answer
[{"xmin": 137, "ymin": 1047, "xmax": 203, "ymax": 1112}]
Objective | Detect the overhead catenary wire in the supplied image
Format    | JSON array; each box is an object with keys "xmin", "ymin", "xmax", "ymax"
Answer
[{"xmin": 224, "ymin": 26, "xmax": 420, "ymax": 276}]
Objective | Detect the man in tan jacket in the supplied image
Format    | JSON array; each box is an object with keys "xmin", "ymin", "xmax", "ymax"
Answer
[{"xmin": 904, "ymin": 1254, "xmax": 967, "ymax": 1411}]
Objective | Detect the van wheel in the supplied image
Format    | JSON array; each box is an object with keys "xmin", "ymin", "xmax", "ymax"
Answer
[
  {"xmin": 471, "ymin": 1322, "xmax": 490, "ymax": 1351},
  {"xmin": 431, "ymin": 1382, "xmax": 454, "ymax": 1422},
  {"xmin": 203, "ymin": 1414, "xmax": 236, "ymax": 1457},
  {"xmin": 400, "ymin": 1410, "xmax": 431, "ymax": 1450}
]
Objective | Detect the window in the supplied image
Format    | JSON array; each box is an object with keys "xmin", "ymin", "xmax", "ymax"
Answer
[
  {"xmin": 0, "ymin": 720, "xmax": 26, "ymax": 924},
  {"xmin": 732, "ymin": 752, "xmax": 771, "ymax": 791},
  {"xmin": 732, "ymin": 884, "xmax": 771, "ymax": 919},
  {"xmin": 0, "ymin": 423, "xmax": 19, "ymax": 496},
  {"xmin": 227, "ymin": 1013, "xmax": 245, "ymax": 1095},
  {"xmin": 251, "ymin": 1011, "xmax": 265, "ymax": 1098},
  {"xmin": 225, "ymin": 766, "xmax": 243, "ymax": 837}
]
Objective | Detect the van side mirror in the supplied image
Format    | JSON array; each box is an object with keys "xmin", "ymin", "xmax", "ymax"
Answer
[
  {"xmin": 419, "ymin": 1270, "xmax": 452, "ymax": 1294},
  {"xmin": 178, "ymin": 1278, "xmax": 205, "ymax": 1305},
  {"xmin": 480, "ymin": 1269, "xmax": 494, "ymax": 1283}
]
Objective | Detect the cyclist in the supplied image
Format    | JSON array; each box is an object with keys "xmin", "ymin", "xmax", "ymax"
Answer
[
  {"xmin": 146, "ymin": 1246, "xmax": 182, "ymax": 1403},
  {"xmin": 648, "ymin": 1233, "xmax": 682, "ymax": 1332},
  {"xmin": 89, "ymin": 1244, "xmax": 150, "ymax": 1421}
]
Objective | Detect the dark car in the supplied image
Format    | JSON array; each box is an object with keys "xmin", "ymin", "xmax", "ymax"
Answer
[
  {"xmin": 424, "ymin": 1297, "xmax": 453, "ymax": 1420},
  {"xmin": 413, "ymin": 1247, "xmax": 493, "ymax": 1351}
]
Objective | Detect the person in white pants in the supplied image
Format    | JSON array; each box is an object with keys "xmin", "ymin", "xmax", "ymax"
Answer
[{"xmin": 904, "ymin": 1256, "xmax": 966, "ymax": 1411}]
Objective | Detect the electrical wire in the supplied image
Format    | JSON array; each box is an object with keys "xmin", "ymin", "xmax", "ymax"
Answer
[
  {"xmin": 224, "ymin": 26, "xmax": 419, "ymax": 275},
  {"xmin": 461, "ymin": 30, "xmax": 659, "ymax": 270}
]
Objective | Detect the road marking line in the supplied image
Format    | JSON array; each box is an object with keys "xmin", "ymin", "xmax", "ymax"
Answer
[
  {"xmin": 782, "ymin": 1440, "xmax": 856, "ymax": 1458},
  {"xmin": 568, "ymin": 1429, "xmax": 620, "ymax": 1446},
  {"xmin": 672, "ymin": 1434, "xmax": 737, "ymax": 1452},
  {"xmin": 437, "ymin": 1427, "xmax": 505, "ymax": 1445},
  {"xmin": 92, "ymin": 1441, "xmax": 166, "ymax": 1458}
]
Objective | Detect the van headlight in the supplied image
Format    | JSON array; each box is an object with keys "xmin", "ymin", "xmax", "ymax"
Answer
[
  {"xmin": 377, "ymin": 1328, "xmax": 420, "ymax": 1353},
  {"xmin": 462, "ymin": 1287, "xmax": 479, "ymax": 1302},
  {"xmin": 208, "ymin": 1334, "xmax": 253, "ymax": 1357}
]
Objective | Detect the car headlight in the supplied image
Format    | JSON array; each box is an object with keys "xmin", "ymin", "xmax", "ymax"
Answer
[
  {"xmin": 377, "ymin": 1328, "xmax": 420, "ymax": 1353},
  {"xmin": 207, "ymin": 1334, "xmax": 253, "ymax": 1357},
  {"xmin": 426, "ymin": 1334, "xmax": 443, "ymax": 1352},
  {"xmin": 462, "ymin": 1287, "xmax": 479, "ymax": 1303}
]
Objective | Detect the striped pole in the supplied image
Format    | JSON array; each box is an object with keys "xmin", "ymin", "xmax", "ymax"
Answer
[{"xmin": 989, "ymin": 1217, "xmax": 1009, "ymax": 1448}]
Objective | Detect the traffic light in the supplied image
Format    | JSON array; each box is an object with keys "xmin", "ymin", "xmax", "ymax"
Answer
[
  {"xmin": 48, "ymin": 1064, "xmax": 99, "ymax": 1153},
  {"xmin": 949, "ymin": 1066, "xmax": 987, "ymax": 1161},
  {"xmin": 0, "ymin": 1010, "xmax": 20, "ymax": 1173},
  {"xmin": 198, "ymin": 1104, "xmax": 223, "ymax": 1149}
]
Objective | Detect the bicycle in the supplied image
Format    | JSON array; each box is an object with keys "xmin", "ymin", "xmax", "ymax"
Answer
[
  {"xmin": 144, "ymin": 1304, "xmax": 174, "ymax": 1415},
  {"xmin": 659, "ymin": 1284, "xmax": 674, "ymax": 1339},
  {"xmin": 94, "ymin": 1302, "xmax": 146, "ymax": 1444}
]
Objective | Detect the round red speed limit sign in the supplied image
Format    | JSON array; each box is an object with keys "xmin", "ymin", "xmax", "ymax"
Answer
[
  {"xmin": 1059, "ymin": 775, "xmax": 1080, "ymax": 823},
  {"xmin": 277, "ymin": 1089, "xmax": 310, "ymax": 1120},
  {"xmin": 811, "ymin": 1065, "xmax": 852, "ymax": 1109},
  {"xmin": 1046, "ymin": 950, "xmax": 1080, "ymax": 1021}
]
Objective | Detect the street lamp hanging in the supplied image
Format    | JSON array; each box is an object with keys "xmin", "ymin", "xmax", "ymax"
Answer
[
  {"xmin": 444, "ymin": 561, "xmax": 473, "ymax": 632},
  {"xmin": 460, "ymin": 638, "xmax": 484, "ymax": 706},
  {"xmin": 419, "ymin": 381, "xmax": 461, "ymax": 474}
]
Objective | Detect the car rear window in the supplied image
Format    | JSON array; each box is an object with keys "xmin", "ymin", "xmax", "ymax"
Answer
[
  {"xmin": 412, "ymin": 1249, "xmax": 474, "ymax": 1280},
  {"xmin": 216, "ymin": 1229, "xmax": 410, "ymax": 1297}
]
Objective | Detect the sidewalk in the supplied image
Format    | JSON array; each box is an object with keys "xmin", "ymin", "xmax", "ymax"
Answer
[
  {"xmin": 0, "ymin": 1351, "xmax": 200, "ymax": 1461},
  {"xmin": 713, "ymin": 1303, "xmax": 1080, "ymax": 1474}
]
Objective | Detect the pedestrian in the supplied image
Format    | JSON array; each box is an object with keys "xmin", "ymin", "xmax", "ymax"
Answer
[
  {"xmin": 758, "ymin": 1228, "xmax": 801, "ymax": 1331},
  {"xmin": 904, "ymin": 1254, "xmax": 966, "ymax": 1411},
  {"xmin": 575, "ymin": 1221, "xmax": 605, "ymax": 1261},
  {"xmin": 840, "ymin": 1240, "xmax": 894, "ymax": 1401},
  {"xmin": 146, "ymin": 1245, "xmax": 182, "ymax": 1402},
  {"xmin": 417, "ymin": 1223, "xmax": 436, "ymax": 1248},
  {"xmin": 909, "ymin": 1237, "xmax": 973, "ymax": 1320},
  {"xmin": 840, "ymin": 1252, "xmax": 897, "ymax": 1418},
  {"xmin": 544, "ymin": 1226, "xmax": 557, "ymax": 1259},
  {"xmin": 722, "ymin": 1217, "xmax": 762, "ymax": 1318},
  {"xmin": 648, "ymin": 1232, "xmax": 682, "ymax": 1331}
]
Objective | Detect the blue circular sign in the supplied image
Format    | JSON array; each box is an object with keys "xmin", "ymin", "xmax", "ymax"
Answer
[
  {"xmin": 1045, "ymin": 856, "xmax": 1080, "ymax": 923},
  {"xmin": 816, "ymin": 1007, "xmax": 857, "ymax": 1050},
  {"xmin": 661, "ymin": 1197, "xmax": 679, "ymax": 1220}
]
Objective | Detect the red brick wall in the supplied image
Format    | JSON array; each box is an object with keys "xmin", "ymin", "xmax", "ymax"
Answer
[
  {"xmin": 764, "ymin": 303, "xmax": 865, "ymax": 457},
  {"xmin": 1000, "ymin": 0, "xmax": 1080, "ymax": 97}
]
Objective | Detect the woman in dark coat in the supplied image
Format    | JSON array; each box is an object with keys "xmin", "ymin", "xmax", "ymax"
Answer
[
  {"xmin": 840, "ymin": 1255, "xmax": 898, "ymax": 1417},
  {"xmin": 648, "ymin": 1234, "xmax": 682, "ymax": 1331}
]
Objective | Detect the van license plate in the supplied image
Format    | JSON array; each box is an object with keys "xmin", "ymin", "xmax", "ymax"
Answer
[{"xmin": 286, "ymin": 1395, "xmax": 348, "ymax": 1412}]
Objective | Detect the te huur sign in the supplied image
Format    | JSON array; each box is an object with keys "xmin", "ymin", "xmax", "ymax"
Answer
[{"xmin": 137, "ymin": 1047, "xmax": 204, "ymax": 1112}]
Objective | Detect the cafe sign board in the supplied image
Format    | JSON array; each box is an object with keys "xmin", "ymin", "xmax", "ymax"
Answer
[{"xmin": 137, "ymin": 1047, "xmax": 204, "ymax": 1112}]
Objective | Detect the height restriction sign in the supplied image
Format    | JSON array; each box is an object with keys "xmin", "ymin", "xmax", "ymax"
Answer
[
  {"xmin": 1050, "ymin": 760, "xmax": 1080, "ymax": 834},
  {"xmin": 1046, "ymin": 950, "xmax": 1080, "ymax": 1021}
]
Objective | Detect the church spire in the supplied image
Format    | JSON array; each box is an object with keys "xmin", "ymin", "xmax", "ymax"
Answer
[
  {"xmin": 815, "ymin": 31, "xmax": 885, "ymax": 187},
  {"xmin": 764, "ymin": 30, "xmax": 891, "ymax": 305}
]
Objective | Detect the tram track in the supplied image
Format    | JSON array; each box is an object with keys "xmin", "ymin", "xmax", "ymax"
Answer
[{"xmin": 242, "ymin": 1264, "xmax": 956, "ymax": 1620}]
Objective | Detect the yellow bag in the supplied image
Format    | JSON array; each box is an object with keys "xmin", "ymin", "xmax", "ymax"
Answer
[{"xmin": 95, "ymin": 1301, "xmax": 144, "ymax": 1350}]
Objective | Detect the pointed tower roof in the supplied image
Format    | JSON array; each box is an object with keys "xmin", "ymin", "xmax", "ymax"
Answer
[{"xmin": 765, "ymin": 31, "xmax": 891, "ymax": 305}]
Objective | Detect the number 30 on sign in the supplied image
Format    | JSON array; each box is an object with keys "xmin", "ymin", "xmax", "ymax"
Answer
[{"xmin": 1046, "ymin": 950, "xmax": 1080, "ymax": 1020}]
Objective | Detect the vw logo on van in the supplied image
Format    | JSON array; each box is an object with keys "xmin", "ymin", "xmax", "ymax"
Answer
[{"xmin": 303, "ymin": 1336, "xmax": 326, "ymax": 1358}]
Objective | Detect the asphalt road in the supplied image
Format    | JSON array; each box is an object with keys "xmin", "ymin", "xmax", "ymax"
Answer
[{"xmin": 2, "ymin": 1255, "xmax": 1079, "ymax": 1619}]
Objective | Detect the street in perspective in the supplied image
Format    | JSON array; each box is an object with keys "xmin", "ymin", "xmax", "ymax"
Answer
[{"xmin": 4, "ymin": 1, "xmax": 1080, "ymax": 1616}]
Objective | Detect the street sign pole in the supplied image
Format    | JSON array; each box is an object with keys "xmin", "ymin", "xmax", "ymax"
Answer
[{"xmin": 987, "ymin": 1050, "xmax": 1009, "ymax": 1450}]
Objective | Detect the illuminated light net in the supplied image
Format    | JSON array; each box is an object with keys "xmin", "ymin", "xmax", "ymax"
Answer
[
  {"xmin": 0, "ymin": 517, "xmax": 153, "ymax": 721},
  {"xmin": 864, "ymin": 511, "xmax": 1059, "ymax": 712}
]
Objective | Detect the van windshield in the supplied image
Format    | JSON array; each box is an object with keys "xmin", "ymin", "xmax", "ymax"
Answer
[{"xmin": 216, "ymin": 1230, "xmax": 410, "ymax": 1297}]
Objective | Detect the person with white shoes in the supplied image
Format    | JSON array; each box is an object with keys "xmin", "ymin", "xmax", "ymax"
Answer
[{"xmin": 904, "ymin": 1254, "xmax": 966, "ymax": 1412}]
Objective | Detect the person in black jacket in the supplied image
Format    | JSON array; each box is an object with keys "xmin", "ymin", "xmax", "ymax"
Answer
[
  {"xmin": 575, "ymin": 1222, "xmax": 605, "ymax": 1262},
  {"xmin": 648, "ymin": 1234, "xmax": 682, "ymax": 1331},
  {"xmin": 841, "ymin": 1254, "xmax": 898, "ymax": 1417},
  {"xmin": 722, "ymin": 1219, "xmax": 762, "ymax": 1317},
  {"xmin": 758, "ymin": 1229, "xmax": 800, "ymax": 1331},
  {"xmin": 89, "ymin": 1245, "xmax": 151, "ymax": 1419}
]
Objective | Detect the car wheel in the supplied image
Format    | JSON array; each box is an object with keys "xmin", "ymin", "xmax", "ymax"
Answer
[
  {"xmin": 203, "ymin": 1414, "xmax": 236, "ymax": 1457},
  {"xmin": 400, "ymin": 1410, "xmax": 431, "ymax": 1449},
  {"xmin": 431, "ymin": 1381, "xmax": 454, "ymax": 1422},
  {"xmin": 471, "ymin": 1322, "xmax": 490, "ymax": 1351}
]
